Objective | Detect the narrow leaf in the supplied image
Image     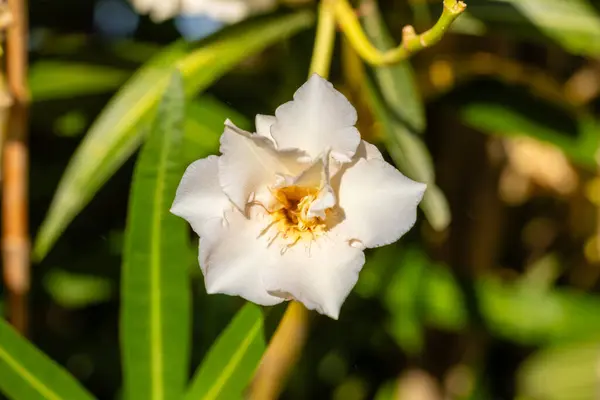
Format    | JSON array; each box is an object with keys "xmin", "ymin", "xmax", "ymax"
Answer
[
  {"xmin": 0, "ymin": 319, "xmax": 94, "ymax": 400},
  {"xmin": 29, "ymin": 61, "xmax": 129, "ymax": 101},
  {"xmin": 361, "ymin": 1, "xmax": 450, "ymax": 231},
  {"xmin": 185, "ymin": 304, "xmax": 266, "ymax": 400},
  {"xmin": 360, "ymin": 0, "xmax": 425, "ymax": 133},
  {"xmin": 182, "ymin": 96, "xmax": 251, "ymax": 166},
  {"xmin": 33, "ymin": 11, "xmax": 314, "ymax": 261},
  {"xmin": 120, "ymin": 73, "xmax": 190, "ymax": 400}
]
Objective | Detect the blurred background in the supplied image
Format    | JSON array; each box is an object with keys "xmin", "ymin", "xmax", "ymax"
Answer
[{"xmin": 2, "ymin": 0, "xmax": 600, "ymax": 399}]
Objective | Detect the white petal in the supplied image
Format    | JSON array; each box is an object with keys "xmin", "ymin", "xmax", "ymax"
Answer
[
  {"xmin": 182, "ymin": 0, "xmax": 250, "ymax": 23},
  {"xmin": 271, "ymin": 74, "xmax": 361, "ymax": 163},
  {"xmin": 307, "ymin": 155, "xmax": 335, "ymax": 219},
  {"xmin": 199, "ymin": 210, "xmax": 283, "ymax": 306},
  {"xmin": 292, "ymin": 152, "xmax": 326, "ymax": 187},
  {"xmin": 170, "ymin": 156, "xmax": 232, "ymax": 236},
  {"xmin": 333, "ymin": 158, "xmax": 426, "ymax": 248},
  {"xmin": 255, "ymin": 114, "xmax": 276, "ymax": 142},
  {"xmin": 358, "ymin": 140, "xmax": 383, "ymax": 160},
  {"xmin": 330, "ymin": 140, "xmax": 383, "ymax": 176},
  {"xmin": 262, "ymin": 237, "xmax": 365, "ymax": 319},
  {"xmin": 218, "ymin": 120, "xmax": 306, "ymax": 211}
]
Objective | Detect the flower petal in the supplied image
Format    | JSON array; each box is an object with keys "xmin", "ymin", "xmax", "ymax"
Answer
[
  {"xmin": 199, "ymin": 210, "xmax": 283, "ymax": 306},
  {"xmin": 255, "ymin": 114, "xmax": 276, "ymax": 142},
  {"xmin": 218, "ymin": 120, "xmax": 306, "ymax": 211},
  {"xmin": 281, "ymin": 153, "xmax": 336, "ymax": 219},
  {"xmin": 271, "ymin": 74, "xmax": 361, "ymax": 163},
  {"xmin": 357, "ymin": 140, "xmax": 383, "ymax": 161},
  {"xmin": 170, "ymin": 155, "xmax": 233, "ymax": 236},
  {"xmin": 333, "ymin": 158, "xmax": 426, "ymax": 248},
  {"xmin": 262, "ymin": 237, "xmax": 365, "ymax": 319},
  {"xmin": 306, "ymin": 155, "xmax": 335, "ymax": 219}
]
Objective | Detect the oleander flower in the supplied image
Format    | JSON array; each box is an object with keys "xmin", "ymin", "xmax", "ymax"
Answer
[
  {"xmin": 131, "ymin": 0, "xmax": 276, "ymax": 23},
  {"xmin": 171, "ymin": 74, "xmax": 426, "ymax": 319}
]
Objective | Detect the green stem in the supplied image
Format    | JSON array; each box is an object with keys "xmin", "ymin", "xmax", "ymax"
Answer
[
  {"xmin": 334, "ymin": 0, "xmax": 466, "ymax": 66},
  {"xmin": 309, "ymin": 0, "xmax": 336, "ymax": 78}
]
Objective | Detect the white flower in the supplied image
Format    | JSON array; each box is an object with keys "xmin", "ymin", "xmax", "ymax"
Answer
[
  {"xmin": 171, "ymin": 74, "xmax": 426, "ymax": 319},
  {"xmin": 130, "ymin": 0, "xmax": 277, "ymax": 23}
]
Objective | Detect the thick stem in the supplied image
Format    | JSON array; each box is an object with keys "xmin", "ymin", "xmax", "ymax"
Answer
[
  {"xmin": 3, "ymin": 0, "xmax": 29, "ymax": 335},
  {"xmin": 248, "ymin": 2, "xmax": 336, "ymax": 399},
  {"xmin": 334, "ymin": 0, "xmax": 466, "ymax": 66},
  {"xmin": 309, "ymin": 0, "xmax": 336, "ymax": 79}
]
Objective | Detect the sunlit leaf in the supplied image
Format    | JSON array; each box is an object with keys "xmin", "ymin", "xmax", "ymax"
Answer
[
  {"xmin": 33, "ymin": 10, "xmax": 314, "ymax": 261},
  {"xmin": 0, "ymin": 319, "xmax": 94, "ymax": 400},
  {"xmin": 518, "ymin": 341, "xmax": 600, "ymax": 400},
  {"xmin": 185, "ymin": 304, "xmax": 266, "ymax": 400},
  {"xmin": 29, "ymin": 61, "xmax": 129, "ymax": 101},
  {"xmin": 121, "ymin": 74, "xmax": 190, "ymax": 400}
]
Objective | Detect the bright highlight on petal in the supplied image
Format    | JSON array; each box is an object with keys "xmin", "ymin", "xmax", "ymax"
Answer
[{"xmin": 171, "ymin": 74, "xmax": 426, "ymax": 319}]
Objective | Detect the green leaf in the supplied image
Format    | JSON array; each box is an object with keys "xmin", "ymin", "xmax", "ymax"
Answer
[
  {"xmin": 457, "ymin": 0, "xmax": 600, "ymax": 56},
  {"xmin": 518, "ymin": 341, "xmax": 600, "ymax": 400},
  {"xmin": 360, "ymin": 0, "xmax": 425, "ymax": 133},
  {"xmin": 458, "ymin": 83, "xmax": 600, "ymax": 169},
  {"xmin": 360, "ymin": 1, "xmax": 450, "ymax": 231},
  {"xmin": 33, "ymin": 11, "xmax": 314, "ymax": 261},
  {"xmin": 120, "ymin": 73, "xmax": 190, "ymax": 400},
  {"xmin": 0, "ymin": 319, "xmax": 95, "ymax": 400},
  {"xmin": 186, "ymin": 304, "xmax": 266, "ymax": 400},
  {"xmin": 43, "ymin": 269, "xmax": 113, "ymax": 309},
  {"xmin": 182, "ymin": 96, "xmax": 251, "ymax": 166},
  {"xmin": 387, "ymin": 247, "xmax": 600, "ymax": 345},
  {"xmin": 29, "ymin": 61, "xmax": 130, "ymax": 101}
]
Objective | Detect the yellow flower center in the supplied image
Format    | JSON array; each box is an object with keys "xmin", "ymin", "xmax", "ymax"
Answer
[{"xmin": 269, "ymin": 185, "xmax": 329, "ymax": 247}]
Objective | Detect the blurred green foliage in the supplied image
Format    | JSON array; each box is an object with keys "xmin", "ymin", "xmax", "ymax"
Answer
[{"xmin": 0, "ymin": 0, "xmax": 599, "ymax": 399}]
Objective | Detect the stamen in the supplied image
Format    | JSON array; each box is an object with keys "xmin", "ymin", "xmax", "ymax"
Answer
[
  {"xmin": 258, "ymin": 219, "xmax": 278, "ymax": 238},
  {"xmin": 266, "ymin": 184, "xmax": 332, "ymax": 250},
  {"xmin": 246, "ymin": 200, "xmax": 276, "ymax": 215},
  {"xmin": 267, "ymin": 231, "xmax": 281, "ymax": 248}
]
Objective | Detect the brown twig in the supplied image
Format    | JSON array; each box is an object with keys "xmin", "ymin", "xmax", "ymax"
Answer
[{"xmin": 2, "ymin": 0, "xmax": 30, "ymax": 334}]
